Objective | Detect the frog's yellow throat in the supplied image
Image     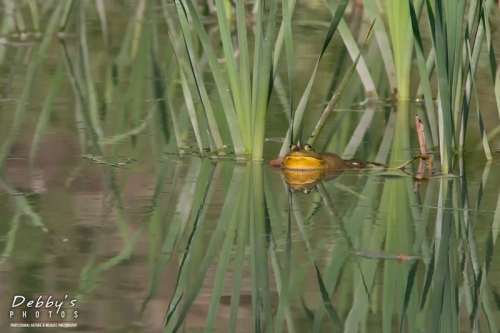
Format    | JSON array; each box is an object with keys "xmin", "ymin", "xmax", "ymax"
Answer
[{"xmin": 282, "ymin": 144, "xmax": 327, "ymax": 170}]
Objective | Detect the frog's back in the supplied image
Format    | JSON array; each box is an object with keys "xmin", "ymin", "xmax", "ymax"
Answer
[{"xmin": 320, "ymin": 152, "xmax": 345, "ymax": 169}]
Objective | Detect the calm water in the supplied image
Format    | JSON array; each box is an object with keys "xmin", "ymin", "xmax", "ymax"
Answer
[{"xmin": 1, "ymin": 1, "xmax": 500, "ymax": 333}]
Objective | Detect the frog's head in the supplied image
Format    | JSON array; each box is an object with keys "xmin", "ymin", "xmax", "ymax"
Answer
[
  {"xmin": 289, "ymin": 143, "xmax": 301, "ymax": 152},
  {"xmin": 282, "ymin": 144, "xmax": 326, "ymax": 170}
]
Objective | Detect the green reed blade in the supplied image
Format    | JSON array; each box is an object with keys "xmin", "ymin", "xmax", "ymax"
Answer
[
  {"xmin": 0, "ymin": 212, "xmax": 21, "ymax": 266},
  {"xmin": 363, "ymin": 0, "xmax": 397, "ymax": 91},
  {"xmin": 345, "ymin": 187, "xmax": 391, "ymax": 331},
  {"xmin": 0, "ymin": 177, "xmax": 47, "ymax": 232},
  {"xmin": 0, "ymin": 1, "xmax": 15, "ymax": 62},
  {"xmin": 11, "ymin": 0, "xmax": 27, "ymax": 35},
  {"xmin": 308, "ymin": 21, "xmax": 374, "ymax": 147},
  {"xmin": 164, "ymin": 161, "xmax": 218, "ymax": 328},
  {"xmin": 425, "ymin": 0, "xmax": 454, "ymax": 173},
  {"xmin": 273, "ymin": 194, "xmax": 293, "ymax": 333},
  {"xmin": 150, "ymin": 36, "xmax": 170, "ymax": 145},
  {"xmin": 250, "ymin": 0, "xmax": 264, "ymax": 129},
  {"xmin": 171, "ymin": 43, "xmax": 204, "ymax": 154},
  {"xmin": 116, "ymin": 14, "xmax": 134, "ymax": 70},
  {"xmin": 0, "ymin": 3, "xmax": 62, "ymax": 168},
  {"xmin": 27, "ymin": 0, "xmax": 40, "ymax": 33},
  {"xmin": 76, "ymin": 225, "xmax": 145, "ymax": 300},
  {"xmin": 480, "ymin": 188, "xmax": 500, "ymax": 332},
  {"xmin": 291, "ymin": 194, "xmax": 344, "ymax": 332},
  {"xmin": 384, "ymin": 0, "xmax": 414, "ymax": 99},
  {"xmin": 74, "ymin": 101, "xmax": 86, "ymax": 153},
  {"xmin": 409, "ymin": 0, "xmax": 437, "ymax": 148},
  {"xmin": 481, "ymin": 293, "xmax": 498, "ymax": 333},
  {"xmin": 463, "ymin": 162, "xmax": 491, "ymax": 330},
  {"xmin": 419, "ymin": 247, "xmax": 435, "ymax": 310},
  {"xmin": 130, "ymin": 0, "xmax": 146, "ymax": 60},
  {"xmin": 235, "ymin": 0, "xmax": 252, "ymax": 147},
  {"xmin": 324, "ymin": 1, "xmax": 377, "ymax": 97},
  {"xmin": 204, "ymin": 169, "xmax": 245, "ymax": 332},
  {"xmin": 415, "ymin": 182, "xmax": 434, "ymax": 265},
  {"xmin": 399, "ymin": 261, "xmax": 419, "ymax": 333},
  {"xmin": 343, "ymin": 124, "xmax": 394, "ymax": 330},
  {"xmin": 76, "ymin": 246, "xmax": 98, "ymax": 298},
  {"xmin": 160, "ymin": 0, "xmax": 178, "ymax": 37},
  {"xmin": 315, "ymin": 263, "xmax": 344, "ymax": 332},
  {"xmin": 61, "ymin": 40, "xmax": 101, "ymax": 154},
  {"xmin": 323, "ymin": 27, "xmax": 358, "ymax": 104},
  {"xmin": 251, "ymin": 0, "xmax": 279, "ymax": 160},
  {"xmin": 94, "ymin": 0, "xmax": 114, "ymax": 120},
  {"xmin": 371, "ymin": 108, "xmax": 395, "ymax": 164},
  {"xmin": 417, "ymin": 49, "xmax": 439, "ymax": 147},
  {"xmin": 446, "ymin": 0, "xmax": 467, "ymax": 104},
  {"xmin": 146, "ymin": 159, "xmax": 176, "ymax": 268},
  {"xmin": 468, "ymin": 49, "xmax": 492, "ymax": 160},
  {"xmin": 229, "ymin": 166, "xmax": 251, "ymax": 332},
  {"xmin": 249, "ymin": 192, "xmax": 261, "ymax": 333},
  {"xmin": 311, "ymin": 183, "xmax": 353, "ymax": 332},
  {"xmin": 59, "ymin": 0, "xmax": 74, "ymax": 31},
  {"xmin": 97, "ymin": 226, "xmax": 145, "ymax": 272},
  {"xmin": 132, "ymin": 26, "xmax": 151, "ymax": 145},
  {"xmin": 175, "ymin": 0, "xmax": 245, "ymax": 156},
  {"xmin": 271, "ymin": 0, "xmax": 296, "ymax": 74},
  {"xmin": 455, "ymin": 31, "xmax": 474, "ymax": 150},
  {"xmin": 140, "ymin": 160, "xmax": 198, "ymax": 315},
  {"xmin": 278, "ymin": 0, "xmax": 350, "ymax": 157},
  {"xmin": 416, "ymin": 48, "xmax": 436, "ymax": 96},
  {"xmin": 108, "ymin": 173, "xmax": 131, "ymax": 245},
  {"xmin": 311, "ymin": 243, "xmax": 349, "ymax": 332},
  {"xmin": 473, "ymin": 9, "xmax": 499, "ymax": 149},
  {"xmin": 79, "ymin": 0, "xmax": 102, "ymax": 136},
  {"xmin": 213, "ymin": 0, "xmax": 246, "ymax": 145},
  {"xmin": 381, "ymin": 180, "xmax": 413, "ymax": 333},
  {"xmin": 272, "ymin": 75, "xmax": 292, "ymax": 123},
  {"xmin": 117, "ymin": 20, "xmax": 148, "ymax": 140},
  {"xmin": 94, "ymin": 0, "xmax": 108, "ymax": 46},
  {"xmin": 341, "ymin": 106, "xmax": 374, "ymax": 158},
  {"xmin": 430, "ymin": 179, "xmax": 454, "ymax": 331},
  {"xmin": 177, "ymin": 66, "xmax": 204, "ymax": 153},
  {"xmin": 486, "ymin": 189, "xmax": 500, "ymax": 269},
  {"xmin": 169, "ymin": 165, "xmax": 244, "ymax": 332},
  {"xmin": 29, "ymin": 60, "xmax": 64, "ymax": 167},
  {"xmin": 99, "ymin": 107, "xmax": 156, "ymax": 146},
  {"xmin": 282, "ymin": 0, "xmax": 295, "ymax": 142},
  {"xmin": 166, "ymin": 90, "xmax": 184, "ymax": 150},
  {"xmin": 252, "ymin": 164, "xmax": 273, "ymax": 332}
]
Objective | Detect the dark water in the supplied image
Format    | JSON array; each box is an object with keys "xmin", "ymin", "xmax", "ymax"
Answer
[{"xmin": 1, "ymin": 1, "xmax": 500, "ymax": 333}]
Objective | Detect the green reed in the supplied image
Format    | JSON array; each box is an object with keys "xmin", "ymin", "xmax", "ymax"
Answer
[
  {"xmin": 170, "ymin": 0, "xmax": 366, "ymax": 160},
  {"xmin": 302, "ymin": 0, "xmax": 500, "ymax": 171},
  {"xmin": 398, "ymin": 0, "xmax": 497, "ymax": 170},
  {"xmin": 1, "ymin": 0, "xmax": 499, "ymax": 169}
]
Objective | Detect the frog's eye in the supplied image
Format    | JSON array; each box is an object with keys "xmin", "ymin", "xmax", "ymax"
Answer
[{"xmin": 304, "ymin": 144, "xmax": 313, "ymax": 151}]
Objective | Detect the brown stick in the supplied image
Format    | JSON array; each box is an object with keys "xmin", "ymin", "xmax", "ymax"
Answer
[
  {"xmin": 415, "ymin": 114, "xmax": 427, "ymax": 155},
  {"xmin": 414, "ymin": 115, "xmax": 431, "ymax": 192}
]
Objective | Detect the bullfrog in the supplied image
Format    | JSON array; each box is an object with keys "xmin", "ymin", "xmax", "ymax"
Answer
[
  {"xmin": 270, "ymin": 144, "xmax": 431, "ymax": 193},
  {"xmin": 281, "ymin": 144, "xmax": 367, "ymax": 170},
  {"xmin": 269, "ymin": 144, "xmax": 347, "ymax": 192}
]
